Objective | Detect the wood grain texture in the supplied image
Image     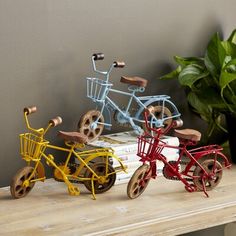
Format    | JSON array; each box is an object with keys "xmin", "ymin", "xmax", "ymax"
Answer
[{"xmin": 1, "ymin": 165, "xmax": 236, "ymax": 236}]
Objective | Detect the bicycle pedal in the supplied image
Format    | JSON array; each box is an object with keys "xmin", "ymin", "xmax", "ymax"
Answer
[{"xmin": 68, "ymin": 186, "xmax": 80, "ymax": 196}]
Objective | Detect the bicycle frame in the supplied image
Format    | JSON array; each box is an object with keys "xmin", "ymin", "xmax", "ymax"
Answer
[
  {"xmin": 127, "ymin": 110, "xmax": 231, "ymax": 199},
  {"xmin": 142, "ymin": 140, "xmax": 231, "ymax": 197},
  {"xmin": 98, "ymin": 89, "xmax": 180, "ymax": 128},
  {"xmin": 32, "ymin": 142, "xmax": 123, "ymax": 199},
  {"xmin": 87, "ymin": 54, "xmax": 181, "ymax": 132},
  {"xmin": 13, "ymin": 108, "xmax": 126, "ymax": 200},
  {"xmin": 144, "ymin": 139, "xmax": 230, "ymax": 176}
]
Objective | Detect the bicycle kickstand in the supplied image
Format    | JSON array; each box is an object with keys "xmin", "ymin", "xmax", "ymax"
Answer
[{"xmin": 201, "ymin": 177, "xmax": 209, "ymax": 198}]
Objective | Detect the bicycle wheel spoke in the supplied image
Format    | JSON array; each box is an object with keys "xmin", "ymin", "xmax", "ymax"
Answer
[
  {"xmin": 133, "ymin": 184, "xmax": 141, "ymax": 195},
  {"xmin": 89, "ymin": 116, "xmax": 94, "ymax": 124},
  {"xmin": 18, "ymin": 187, "xmax": 26, "ymax": 195},
  {"xmin": 141, "ymin": 171, "xmax": 148, "ymax": 180},
  {"xmin": 83, "ymin": 120, "xmax": 90, "ymax": 128},
  {"xmin": 15, "ymin": 178, "xmax": 23, "ymax": 187},
  {"xmin": 92, "ymin": 128, "xmax": 101, "ymax": 137}
]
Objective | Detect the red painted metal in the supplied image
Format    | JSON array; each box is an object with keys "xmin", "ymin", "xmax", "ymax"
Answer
[{"xmin": 133, "ymin": 110, "xmax": 231, "ymax": 198}]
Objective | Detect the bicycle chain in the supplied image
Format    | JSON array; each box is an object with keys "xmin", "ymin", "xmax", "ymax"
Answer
[{"xmin": 162, "ymin": 160, "xmax": 194, "ymax": 182}]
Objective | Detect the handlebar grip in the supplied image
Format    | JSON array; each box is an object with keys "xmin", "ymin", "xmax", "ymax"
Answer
[
  {"xmin": 49, "ymin": 116, "xmax": 62, "ymax": 127},
  {"xmin": 93, "ymin": 53, "xmax": 104, "ymax": 60},
  {"xmin": 114, "ymin": 61, "xmax": 125, "ymax": 68},
  {"xmin": 24, "ymin": 106, "xmax": 37, "ymax": 115},
  {"xmin": 173, "ymin": 119, "xmax": 184, "ymax": 128}
]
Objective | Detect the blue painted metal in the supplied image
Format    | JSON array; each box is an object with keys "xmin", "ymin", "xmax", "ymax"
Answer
[{"xmin": 85, "ymin": 54, "xmax": 181, "ymax": 134}]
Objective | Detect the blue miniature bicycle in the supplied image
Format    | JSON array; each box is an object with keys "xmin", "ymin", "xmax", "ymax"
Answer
[{"xmin": 78, "ymin": 53, "xmax": 181, "ymax": 141}]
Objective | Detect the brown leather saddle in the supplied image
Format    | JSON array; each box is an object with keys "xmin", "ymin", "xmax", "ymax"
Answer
[
  {"xmin": 120, "ymin": 76, "xmax": 148, "ymax": 88},
  {"xmin": 58, "ymin": 131, "xmax": 88, "ymax": 144},
  {"xmin": 174, "ymin": 129, "xmax": 201, "ymax": 142}
]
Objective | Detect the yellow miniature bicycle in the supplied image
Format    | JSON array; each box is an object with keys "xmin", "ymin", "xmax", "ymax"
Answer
[{"xmin": 10, "ymin": 106, "xmax": 126, "ymax": 199}]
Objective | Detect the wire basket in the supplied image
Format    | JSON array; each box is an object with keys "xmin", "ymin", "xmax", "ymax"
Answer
[
  {"xmin": 137, "ymin": 134, "xmax": 164, "ymax": 160},
  {"xmin": 20, "ymin": 133, "xmax": 49, "ymax": 161},
  {"xmin": 86, "ymin": 77, "xmax": 113, "ymax": 102}
]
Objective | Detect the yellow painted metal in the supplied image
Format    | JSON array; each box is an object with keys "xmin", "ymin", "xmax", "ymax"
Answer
[
  {"xmin": 16, "ymin": 110, "xmax": 127, "ymax": 199},
  {"xmin": 36, "ymin": 161, "xmax": 45, "ymax": 180}
]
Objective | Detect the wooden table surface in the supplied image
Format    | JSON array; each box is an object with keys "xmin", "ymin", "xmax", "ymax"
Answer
[{"xmin": 1, "ymin": 165, "xmax": 236, "ymax": 236}]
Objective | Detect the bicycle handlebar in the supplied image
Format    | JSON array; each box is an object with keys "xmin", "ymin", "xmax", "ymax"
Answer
[
  {"xmin": 24, "ymin": 106, "xmax": 37, "ymax": 115},
  {"xmin": 91, "ymin": 53, "xmax": 125, "ymax": 78},
  {"xmin": 49, "ymin": 116, "xmax": 63, "ymax": 127},
  {"xmin": 93, "ymin": 53, "xmax": 104, "ymax": 60}
]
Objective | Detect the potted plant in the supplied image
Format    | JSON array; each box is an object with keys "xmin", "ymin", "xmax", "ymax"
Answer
[{"xmin": 161, "ymin": 29, "xmax": 236, "ymax": 163}]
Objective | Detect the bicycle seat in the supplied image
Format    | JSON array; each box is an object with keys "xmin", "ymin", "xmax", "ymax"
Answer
[
  {"xmin": 174, "ymin": 129, "xmax": 201, "ymax": 142},
  {"xmin": 120, "ymin": 76, "xmax": 148, "ymax": 88},
  {"xmin": 58, "ymin": 131, "xmax": 88, "ymax": 144}
]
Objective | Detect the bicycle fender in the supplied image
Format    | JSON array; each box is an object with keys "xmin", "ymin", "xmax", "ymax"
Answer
[
  {"xmin": 76, "ymin": 151, "xmax": 114, "ymax": 173},
  {"xmin": 216, "ymin": 152, "xmax": 232, "ymax": 168},
  {"xmin": 135, "ymin": 98, "xmax": 180, "ymax": 120},
  {"xmin": 196, "ymin": 151, "xmax": 231, "ymax": 168},
  {"xmin": 36, "ymin": 161, "xmax": 45, "ymax": 181}
]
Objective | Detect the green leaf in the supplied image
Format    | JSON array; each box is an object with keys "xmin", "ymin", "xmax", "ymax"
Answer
[
  {"xmin": 227, "ymin": 29, "xmax": 236, "ymax": 44},
  {"xmin": 178, "ymin": 65, "xmax": 209, "ymax": 88},
  {"xmin": 223, "ymin": 58, "xmax": 236, "ymax": 72},
  {"xmin": 174, "ymin": 56, "xmax": 204, "ymax": 67},
  {"xmin": 195, "ymin": 87, "xmax": 227, "ymax": 111},
  {"xmin": 160, "ymin": 66, "xmax": 181, "ymax": 80},
  {"xmin": 221, "ymin": 86, "xmax": 236, "ymax": 113},
  {"xmin": 221, "ymin": 41, "xmax": 236, "ymax": 58},
  {"xmin": 219, "ymin": 70, "xmax": 236, "ymax": 90},
  {"xmin": 187, "ymin": 92, "xmax": 212, "ymax": 121},
  {"xmin": 204, "ymin": 33, "xmax": 226, "ymax": 76}
]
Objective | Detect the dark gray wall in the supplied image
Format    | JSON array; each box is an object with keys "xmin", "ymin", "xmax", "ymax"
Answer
[{"xmin": 0, "ymin": 0, "xmax": 235, "ymax": 187}]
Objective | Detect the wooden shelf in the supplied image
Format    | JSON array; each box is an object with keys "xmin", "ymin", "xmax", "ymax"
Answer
[{"xmin": 0, "ymin": 165, "xmax": 236, "ymax": 236}]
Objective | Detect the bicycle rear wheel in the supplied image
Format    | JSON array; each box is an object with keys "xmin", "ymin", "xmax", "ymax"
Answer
[
  {"xmin": 144, "ymin": 105, "xmax": 172, "ymax": 134},
  {"xmin": 83, "ymin": 162, "xmax": 116, "ymax": 194},
  {"xmin": 193, "ymin": 159, "xmax": 223, "ymax": 191}
]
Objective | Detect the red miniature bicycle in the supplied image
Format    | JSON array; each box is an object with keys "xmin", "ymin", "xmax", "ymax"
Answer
[{"xmin": 127, "ymin": 108, "xmax": 231, "ymax": 199}]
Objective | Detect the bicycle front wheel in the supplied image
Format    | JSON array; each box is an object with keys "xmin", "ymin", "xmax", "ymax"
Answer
[
  {"xmin": 10, "ymin": 166, "xmax": 37, "ymax": 199},
  {"xmin": 78, "ymin": 110, "xmax": 104, "ymax": 142},
  {"xmin": 127, "ymin": 164, "xmax": 151, "ymax": 199}
]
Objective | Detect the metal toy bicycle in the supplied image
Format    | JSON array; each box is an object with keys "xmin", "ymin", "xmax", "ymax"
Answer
[
  {"xmin": 127, "ymin": 108, "xmax": 231, "ymax": 199},
  {"xmin": 78, "ymin": 53, "xmax": 181, "ymax": 141},
  {"xmin": 10, "ymin": 106, "xmax": 126, "ymax": 199}
]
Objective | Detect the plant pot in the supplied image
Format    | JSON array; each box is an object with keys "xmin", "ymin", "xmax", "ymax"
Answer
[{"xmin": 225, "ymin": 114, "xmax": 236, "ymax": 163}]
